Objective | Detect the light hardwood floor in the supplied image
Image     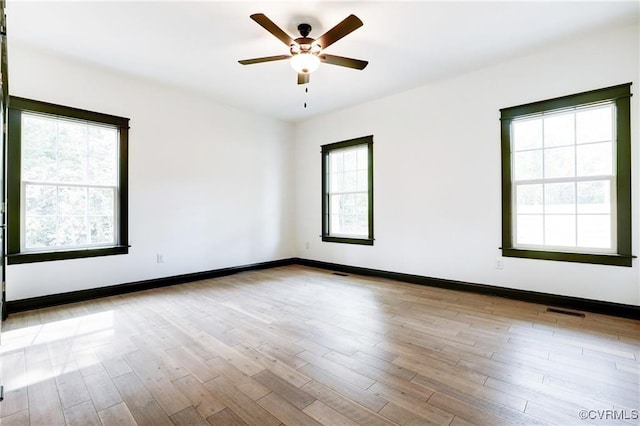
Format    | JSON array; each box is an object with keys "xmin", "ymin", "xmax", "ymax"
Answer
[{"xmin": 0, "ymin": 265, "xmax": 638, "ymax": 425}]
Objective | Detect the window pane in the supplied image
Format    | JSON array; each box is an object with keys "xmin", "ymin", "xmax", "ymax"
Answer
[
  {"xmin": 329, "ymin": 214, "xmax": 341, "ymax": 234},
  {"xmin": 88, "ymin": 126, "xmax": 117, "ymax": 155},
  {"xmin": 576, "ymin": 105, "xmax": 612, "ymax": 144},
  {"xmin": 344, "ymin": 150, "xmax": 357, "ymax": 171},
  {"xmin": 513, "ymin": 150, "xmax": 542, "ymax": 180},
  {"xmin": 89, "ymin": 188, "xmax": 114, "ymax": 216},
  {"xmin": 57, "ymin": 216, "xmax": 88, "ymax": 246},
  {"xmin": 516, "ymin": 184, "xmax": 543, "ymax": 214},
  {"xmin": 577, "ymin": 181, "xmax": 610, "ymax": 214},
  {"xmin": 58, "ymin": 187, "xmax": 87, "ymax": 215},
  {"xmin": 330, "ymin": 173, "xmax": 343, "ymax": 193},
  {"xmin": 576, "ymin": 142, "xmax": 612, "ymax": 177},
  {"xmin": 544, "ymin": 215, "xmax": 576, "ymax": 247},
  {"xmin": 58, "ymin": 152, "xmax": 87, "ymax": 183},
  {"xmin": 330, "ymin": 152, "xmax": 343, "ymax": 173},
  {"xmin": 330, "ymin": 194, "xmax": 342, "ymax": 215},
  {"xmin": 23, "ymin": 114, "xmax": 56, "ymax": 151},
  {"xmin": 544, "ymin": 182, "xmax": 575, "ymax": 214},
  {"xmin": 577, "ymin": 215, "xmax": 611, "ymax": 249},
  {"xmin": 23, "ymin": 149, "xmax": 57, "ymax": 181},
  {"xmin": 356, "ymin": 148, "xmax": 368, "ymax": 170},
  {"xmin": 89, "ymin": 216, "xmax": 114, "ymax": 244},
  {"xmin": 88, "ymin": 155, "xmax": 117, "ymax": 186},
  {"xmin": 544, "ymin": 112, "xmax": 574, "ymax": 147},
  {"xmin": 357, "ymin": 170, "xmax": 368, "ymax": 192},
  {"xmin": 57, "ymin": 120, "xmax": 87, "ymax": 153},
  {"xmin": 544, "ymin": 146, "xmax": 575, "ymax": 178},
  {"xmin": 516, "ymin": 215, "xmax": 543, "ymax": 245},
  {"xmin": 25, "ymin": 185, "xmax": 57, "ymax": 216},
  {"xmin": 343, "ymin": 171, "xmax": 357, "ymax": 192},
  {"xmin": 513, "ymin": 118, "xmax": 542, "ymax": 151},
  {"xmin": 25, "ymin": 216, "xmax": 56, "ymax": 249}
]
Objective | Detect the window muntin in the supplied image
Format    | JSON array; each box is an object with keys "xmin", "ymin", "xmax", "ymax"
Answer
[
  {"xmin": 511, "ymin": 103, "xmax": 616, "ymax": 253},
  {"xmin": 322, "ymin": 136, "xmax": 373, "ymax": 245},
  {"xmin": 21, "ymin": 112, "xmax": 119, "ymax": 252},
  {"xmin": 500, "ymin": 83, "xmax": 632, "ymax": 266}
]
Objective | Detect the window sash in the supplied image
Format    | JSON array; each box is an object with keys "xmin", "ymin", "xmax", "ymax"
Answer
[
  {"xmin": 20, "ymin": 182, "xmax": 119, "ymax": 252},
  {"xmin": 326, "ymin": 146, "xmax": 369, "ymax": 238},
  {"xmin": 509, "ymin": 100, "xmax": 617, "ymax": 253},
  {"xmin": 511, "ymin": 177, "xmax": 616, "ymax": 253}
]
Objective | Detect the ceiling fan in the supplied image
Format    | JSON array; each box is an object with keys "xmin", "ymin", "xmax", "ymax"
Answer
[{"xmin": 239, "ymin": 13, "xmax": 368, "ymax": 85}]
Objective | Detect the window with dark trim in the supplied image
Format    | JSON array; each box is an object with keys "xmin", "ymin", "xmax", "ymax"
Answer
[
  {"xmin": 7, "ymin": 97, "xmax": 129, "ymax": 264},
  {"xmin": 500, "ymin": 83, "xmax": 632, "ymax": 266},
  {"xmin": 322, "ymin": 135, "xmax": 374, "ymax": 245}
]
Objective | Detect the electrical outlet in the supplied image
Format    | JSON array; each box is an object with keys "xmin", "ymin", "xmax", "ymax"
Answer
[
  {"xmin": 495, "ymin": 259, "xmax": 503, "ymax": 269},
  {"xmin": 305, "ymin": 242, "xmax": 310, "ymax": 250},
  {"xmin": 157, "ymin": 253, "xmax": 164, "ymax": 264}
]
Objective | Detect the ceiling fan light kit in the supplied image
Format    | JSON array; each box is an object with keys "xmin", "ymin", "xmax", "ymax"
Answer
[
  {"xmin": 290, "ymin": 52, "xmax": 320, "ymax": 74},
  {"xmin": 239, "ymin": 13, "xmax": 368, "ymax": 85}
]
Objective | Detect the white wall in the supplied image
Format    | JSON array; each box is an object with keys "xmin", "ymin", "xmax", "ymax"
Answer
[
  {"xmin": 7, "ymin": 42, "xmax": 295, "ymax": 301},
  {"xmin": 294, "ymin": 23, "xmax": 640, "ymax": 306}
]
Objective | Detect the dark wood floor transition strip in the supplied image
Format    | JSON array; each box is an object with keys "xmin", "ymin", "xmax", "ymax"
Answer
[{"xmin": 5, "ymin": 257, "xmax": 639, "ymax": 320}]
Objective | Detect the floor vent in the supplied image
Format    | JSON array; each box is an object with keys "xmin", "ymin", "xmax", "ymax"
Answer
[
  {"xmin": 546, "ymin": 307, "xmax": 585, "ymax": 318},
  {"xmin": 332, "ymin": 272, "xmax": 349, "ymax": 277}
]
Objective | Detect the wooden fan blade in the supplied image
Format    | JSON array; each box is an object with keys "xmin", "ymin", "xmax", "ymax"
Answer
[
  {"xmin": 316, "ymin": 15, "xmax": 363, "ymax": 50},
  {"xmin": 320, "ymin": 54, "xmax": 368, "ymax": 70},
  {"xmin": 298, "ymin": 73, "xmax": 310, "ymax": 85},
  {"xmin": 239, "ymin": 55, "xmax": 291, "ymax": 65},
  {"xmin": 250, "ymin": 13, "xmax": 294, "ymax": 47}
]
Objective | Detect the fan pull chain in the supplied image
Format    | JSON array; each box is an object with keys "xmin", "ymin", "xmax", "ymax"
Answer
[{"xmin": 304, "ymin": 87, "xmax": 308, "ymax": 109}]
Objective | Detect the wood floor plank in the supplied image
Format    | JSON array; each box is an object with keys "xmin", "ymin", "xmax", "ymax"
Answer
[
  {"xmin": 54, "ymin": 364, "xmax": 92, "ymax": 409},
  {"xmin": 27, "ymin": 378, "xmax": 65, "ymax": 426},
  {"xmin": 253, "ymin": 369, "xmax": 315, "ymax": 409},
  {"xmin": 0, "ymin": 410, "xmax": 30, "ymax": 426},
  {"xmin": 300, "ymin": 380, "xmax": 394, "ymax": 426},
  {"xmin": 302, "ymin": 400, "xmax": 359, "ymax": 426},
  {"xmin": 111, "ymin": 372, "xmax": 173, "ymax": 426},
  {"xmin": 369, "ymin": 381, "xmax": 454, "ymax": 424},
  {"xmin": 297, "ymin": 363, "xmax": 388, "ymax": 412},
  {"xmin": 97, "ymin": 402, "xmax": 138, "ymax": 426},
  {"xmin": 207, "ymin": 356, "xmax": 271, "ymax": 400},
  {"xmin": 206, "ymin": 407, "xmax": 248, "ymax": 426},
  {"xmin": 256, "ymin": 391, "xmax": 322, "ymax": 426},
  {"xmin": 170, "ymin": 406, "xmax": 209, "ymax": 426},
  {"xmin": 83, "ymin": 369, "xmax": 123, "ymax": 411},
  {"xmin": 0, "ymin": 388, "xmax": 28, "ymax": 419},
  {"xmin": 63, "ymin": 400, "xmax": 101, "ymax": 426},
  {"xmin": 202, "ymin": 375, "xmax": 281, "ymax": 426},
  {"xmin": 296, "ymin": 350, "xmax": 376, "ymax": 390},
  {"xmin": 166, "ymin": 345, "xmax": 218, "ymax": 383},
  {"xmin": 232, "ymin": 343, "xmax": 311, "ymax": 388},
  {"xmin": 172, "ymin": 374, "xmax": 226, "ymax": 419}
]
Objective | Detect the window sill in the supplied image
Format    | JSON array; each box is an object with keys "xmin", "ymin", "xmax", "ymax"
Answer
[
  {"xmin": 7, "ymin": 245, "xmax": 129, "ymax": 265},
  {"xmin": 501, "ymin": 247, "xmax": 633, "ymax": 267},
  {"xmin": 321, "ymin": 235, "xmax": 374, "ymax": 246}
]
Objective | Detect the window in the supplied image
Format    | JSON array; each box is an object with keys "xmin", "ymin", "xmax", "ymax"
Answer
[
  {"xmin": 7, "ymin": 97, "xmax": 129, "ymax": 264},
  {"xmin": 501, "ymin": 83, "xmax": 632, "ymax": 266},
  {"xmin": 321, "ymin": 135, "xmax": 373, "ymax": 245}
]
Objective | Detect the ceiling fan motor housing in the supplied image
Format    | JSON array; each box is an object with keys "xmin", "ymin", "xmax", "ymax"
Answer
[{"xmin": 297, "ymin": 23, "xmax": 312, "ymax": 37}]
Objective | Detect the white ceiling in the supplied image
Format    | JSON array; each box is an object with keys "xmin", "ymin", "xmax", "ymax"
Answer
[{"xmin": 7, "ymin": 1, "xmax": 639, "ymax": 122}]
